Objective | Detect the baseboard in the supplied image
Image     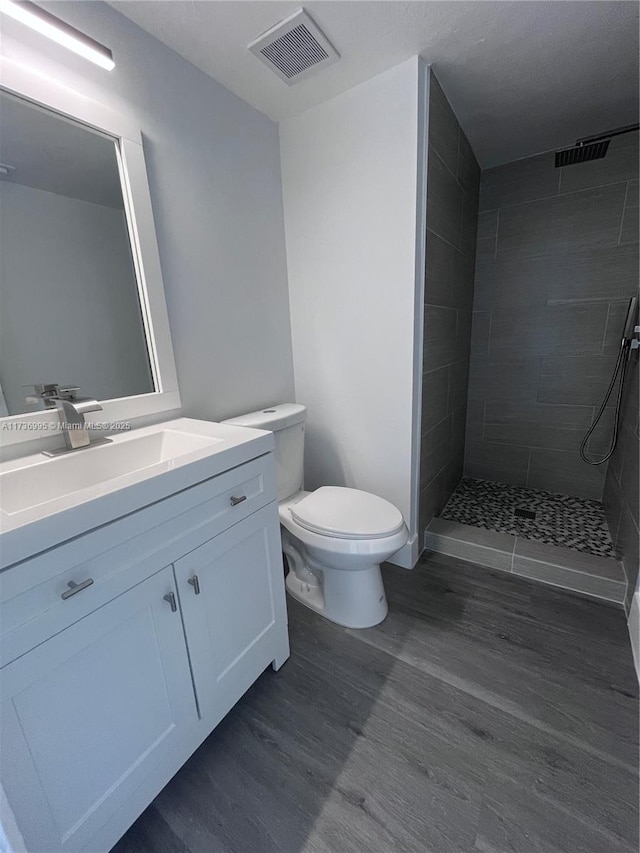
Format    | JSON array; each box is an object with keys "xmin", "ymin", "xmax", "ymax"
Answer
[
  {"xmin": 628, "ymin": 591, "xmax": 640, "ymax": 683},
  {"xmin": 388, "ymin": 533, "xmax": 420, "ymax": 569}
]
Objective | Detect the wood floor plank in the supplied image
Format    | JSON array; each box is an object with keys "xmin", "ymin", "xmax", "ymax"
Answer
[
  {"xmin": 387, "ymin": 555, "xmax": 635, "ymax": 668},
  {"xmin": 111, "ymin": 805, "xmax": 191, "ymax": 853},
  {"xmin": 365, "ymin": 560, "xmax": 639, "ymax": 766},
  {"xmin": 287, "ymin": 603, "xmax": 638, "ymax": 847},
  {"xmin": 474, "ymin": 779, "xmax": 636, "ymax": 853},
  {"xmin": 241, "ymin": 658, "xmax": 482, "ymax": 851},
  {"xmin": 113, "ymin": 554, "xmax": 639, "ymax": 853}
]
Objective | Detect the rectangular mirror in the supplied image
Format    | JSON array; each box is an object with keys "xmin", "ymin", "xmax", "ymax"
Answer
[
  {"xmin": 0, "ymin": 58, "xmax": 180, "ymax": 447},
  {"xmin": 0, "ymin": 91, "xmax": 155, "ymax": 416}
]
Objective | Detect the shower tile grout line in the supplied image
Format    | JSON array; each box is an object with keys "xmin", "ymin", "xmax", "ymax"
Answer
[
  {"xmin": 425, "ymin": 226, "xmax": 464, "ymax": 255},
  {"xmin": 600, "ymin": 302, "xmax": 612, "ymax": 356},
  {"xmin": 617, "ymin": 179, "xmax": 630, "ymax": 245},
  {"xmin": 547, "ymin": 297, "xmax": 633, "ymax": 306},
  {"xmin": 481, "ymin": 176, "xmax": 631, "ymax": 213}
]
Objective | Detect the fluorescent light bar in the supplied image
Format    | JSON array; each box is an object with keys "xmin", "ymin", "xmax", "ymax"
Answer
[{"xmin": 0, "ymin": 1, "xmax": 115, "ymax": 70}]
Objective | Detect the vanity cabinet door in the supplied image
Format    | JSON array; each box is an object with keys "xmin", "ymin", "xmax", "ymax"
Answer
[
  {"xmin": 0, "ymin": 565, "xmax": 197, "ymax": 853},
  {"xmin": 174, "ymin": 502, "xmax": 288, "ymax": 725}
]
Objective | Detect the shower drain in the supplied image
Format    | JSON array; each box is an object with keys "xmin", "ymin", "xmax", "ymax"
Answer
[{"xmin": 514, "ymin": 507, "xmax": 536, "ymax": 520}]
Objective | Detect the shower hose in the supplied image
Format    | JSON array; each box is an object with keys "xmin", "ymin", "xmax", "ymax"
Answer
[{"xmin": 579, "ymin": 339, "xmax": 631, "ymax": 465}]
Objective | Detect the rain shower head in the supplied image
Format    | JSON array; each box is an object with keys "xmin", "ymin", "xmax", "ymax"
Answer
[
  {"xmin": 555, "ymin": 123, "xmax": 639, "ymax": 167},
  {"xmin": 555, "ymin": 140, "xmax": 610, "ymax": 167}
]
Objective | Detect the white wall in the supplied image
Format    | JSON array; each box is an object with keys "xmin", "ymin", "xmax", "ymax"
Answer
[
  {"xmin": 280, "ymin": 57, "xmax": 425, "ymax": 567},
  {"xmin": 0, "ymin": 183, "xmax": 152, "ymax": 414},
  {"xmin": 0, "ymin": 1, "xmax": 294, "ymax": 423}
]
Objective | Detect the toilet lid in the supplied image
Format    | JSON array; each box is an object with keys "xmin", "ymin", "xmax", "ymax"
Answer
[{"xmin": 291, "ymin": 486, "xmax": 405, "ymax": 540}]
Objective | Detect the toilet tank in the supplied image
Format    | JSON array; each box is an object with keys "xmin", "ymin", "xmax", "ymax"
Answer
[{"xmin": 221, "ymin": 404, "xmax": 306, "ymax": 501}]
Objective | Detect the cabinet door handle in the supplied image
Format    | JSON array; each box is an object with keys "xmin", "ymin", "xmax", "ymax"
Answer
[
  {"xmin": 230, "ymin": 494, "xmax": 246, "ymax": 506},
  {"xmin": 188, "ymin": 575, "xmax": 201, "ymax": 595},
  {"xmin": 163, "ymin": 592, "xmax": 177, "ymax": 612},
  {"xmin": 61, "ymin": 578, "xmax": 94, "ymax": 600}
]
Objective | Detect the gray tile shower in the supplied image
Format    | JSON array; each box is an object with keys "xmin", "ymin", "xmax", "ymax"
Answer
[
  {"xmin": 604, "ymin": 318, "xmax": 640, "ymax": 613},
  {"xmin": 419, "ymin": 70, "xmax": 480, "ymax": 541},
  {"xmin": 419, "ymin": 77, "xmax": 639, "ymax": 614},
  {"xmin": 465, "ymin": 131, "xmax": 639, "ymax": 503},
  {"xmin": 441, "ymin": 124, "xmax": 640, "ymax": 608}
]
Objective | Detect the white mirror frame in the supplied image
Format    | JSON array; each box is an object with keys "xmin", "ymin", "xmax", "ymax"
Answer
[{"xmin": 0, "ymin": 56, "xmax": 181, "ymax": 448}]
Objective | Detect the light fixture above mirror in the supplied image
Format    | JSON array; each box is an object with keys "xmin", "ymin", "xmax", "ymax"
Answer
[{"xmin": 0, "ymin": 1, "xmax": 114, "ymax": 70}]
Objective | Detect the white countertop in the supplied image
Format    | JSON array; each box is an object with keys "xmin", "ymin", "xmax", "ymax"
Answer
[{"xmin": 0, "ymin": 418, "xmax": 273, "ymax": 569}]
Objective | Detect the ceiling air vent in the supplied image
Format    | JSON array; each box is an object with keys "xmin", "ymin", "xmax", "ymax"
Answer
[{"xmin": 248, "ymin": 9, "xmax": 339, "ymax": 85}]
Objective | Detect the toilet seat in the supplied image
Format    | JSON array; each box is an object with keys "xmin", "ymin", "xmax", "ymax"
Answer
[{"xmin": 290, "ymin": 486, "xmax": 405, "ymax": 540}]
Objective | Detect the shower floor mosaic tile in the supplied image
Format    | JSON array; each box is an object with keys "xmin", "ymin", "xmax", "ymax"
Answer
[{"xmin": 441, "ymin": 478, "xmax": 616, "ymax": 558}]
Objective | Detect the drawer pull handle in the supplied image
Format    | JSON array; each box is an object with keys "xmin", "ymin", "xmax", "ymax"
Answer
[
  {"xmin": 230, "ymin": 495, "xmax": 247, "ymax": 506},
  {"xmin": 188, "ymin": 575, "xmax": 201, "ymax": 595},
  {"xmin": 61, "ymin": 578, "xmax": 94, "ymax": 600},
  {"xmin": 163, "ymin": 592, "xmax": 177, "ymax": 612}
]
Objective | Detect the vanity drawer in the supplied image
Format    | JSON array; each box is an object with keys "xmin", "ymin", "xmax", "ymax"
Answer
[{"xmin": 0, "ymin": 453, "xmax": 276, "ymax": 666}]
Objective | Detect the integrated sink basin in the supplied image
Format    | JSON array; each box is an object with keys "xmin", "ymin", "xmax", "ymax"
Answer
[
  {"xmin": 0, "ymin": 417, "xmax": 274, "ymax": 567},
  {"xmin": 1, "ymin": 429, "xmax": 222, "ymax": 515}
]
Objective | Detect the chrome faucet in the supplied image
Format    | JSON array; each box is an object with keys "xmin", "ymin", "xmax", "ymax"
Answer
[{"xmin": 45, "ymin": 386, "xmax": 104, "ymax": 454}]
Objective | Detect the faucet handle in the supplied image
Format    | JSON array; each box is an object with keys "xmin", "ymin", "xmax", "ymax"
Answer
[
  {"xmin": 56, "ymin": 385, "xmax": 81, "ymax": 400},
  {"xmin": 76, "ymin": 399, "xmax": 103, "ymax": 415}
]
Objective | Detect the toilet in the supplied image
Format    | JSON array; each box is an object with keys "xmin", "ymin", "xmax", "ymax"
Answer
[{"xmin": 222, "ymin": 404, "xmax": 408, "ymax": 628}]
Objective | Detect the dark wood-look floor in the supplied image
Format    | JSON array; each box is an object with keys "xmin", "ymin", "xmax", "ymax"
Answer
[{"xmin": 113, "ymin": 554, "xmax": 639, "ymax": 853}]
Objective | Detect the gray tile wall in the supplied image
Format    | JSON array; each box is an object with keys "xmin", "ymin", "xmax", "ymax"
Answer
[
  {"xmin": 603, "ymin": 340, "xmax": 640, "ymax": 614},
  {"xmin": 465, "ymin": 131, "xmax": 639, "ymax": 501},
  {"xmin": 419, "ymin": 71, "xmax": 480, "ymax": 540}
]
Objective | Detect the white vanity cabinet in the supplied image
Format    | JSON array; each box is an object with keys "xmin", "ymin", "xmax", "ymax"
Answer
[
  {"xmin": 0, "ymin": 566, "xmax": 196, "ymax": 853},
  {"xmin": 0, "ymin": 450, "xmax": 289, "ymax": 853},
  {"xmin": 174, "ymin": 503, "xmax": 287, "ymax": 723}
]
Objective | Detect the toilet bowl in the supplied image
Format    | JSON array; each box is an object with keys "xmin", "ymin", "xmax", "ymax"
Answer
[
  {"xmin": 222, "ymin": 405, "xmax": 409, "ymax": 628},
  {"xmin": 279, "ymin": 487, "xmax": 408, "ymax": 628}
]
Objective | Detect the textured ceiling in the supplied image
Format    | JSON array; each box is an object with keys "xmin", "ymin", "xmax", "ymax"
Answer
[{"xmin": 109, "ymin": 1, "xmax": 639, "ymax": 167}]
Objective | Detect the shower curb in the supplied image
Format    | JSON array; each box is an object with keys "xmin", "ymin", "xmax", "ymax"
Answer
[{"xmin": 425, "ymin": 517, "xmax": 627, "ymax": 605}]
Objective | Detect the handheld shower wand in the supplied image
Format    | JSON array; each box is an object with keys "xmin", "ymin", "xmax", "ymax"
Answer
[
  {"xmin": 580, "ymin": 296, "xmax": 638, "ymax": 465},
  {"xmin": 622, "ymin": 295, "xmax": 639, "ymax": 343}
]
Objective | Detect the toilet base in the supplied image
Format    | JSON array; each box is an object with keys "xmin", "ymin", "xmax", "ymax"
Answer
[{"xmin": 285, "ymin": 562, "xmax": 388, "ymax": 629}]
